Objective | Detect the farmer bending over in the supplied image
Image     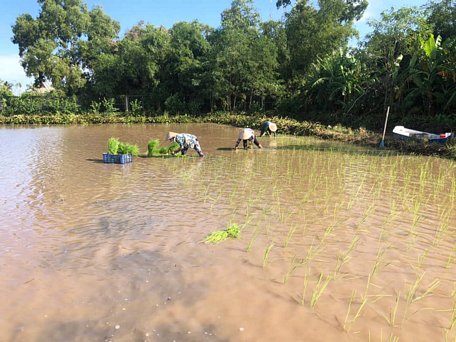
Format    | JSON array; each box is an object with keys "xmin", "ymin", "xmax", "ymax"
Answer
[
  {"xmin": 167, "ymin": 132, "xmax": 204, "ymax": 157},
  {"xmin": 260, "ymin": 121, "xmax": 277, "ymax": 137},
  {"xmin": 234, "ymin": 128, "xmax": 262, "ymax": 150}
]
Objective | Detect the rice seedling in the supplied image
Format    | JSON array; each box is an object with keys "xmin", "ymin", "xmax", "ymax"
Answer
[
  {"xmin": 263, "ymin": 242, "xmax": 275, "ymax": 269},
  {"xmin": 389, "ymin": 333, "xmax": 400, "ymax": 342},
  {"xmin": 107, "ymin": 137, "xmax": 120, "ymax": 154},
  {"xmin": 246, "ymin": 223, "xmax": 261, "ymax": 252},
  {"xmin": 416, "ymin": 248, "xmax": 430, "ymax": 269},
  {"xmin": 389, "ymin": 292, "xmax": 401, "ymax": 329},
  {"xmin": 118, "ymin": 142, "xmax": 140, "ymax": 156},
  {"xmin": 334, "ymin": 235, "xmax": 360, "ymax": 279},
  {"xmin": 446, "ymin": 302, "xmax": 456, "ymax": 333},
  {"xmin": 283, "ymin": 256, "xmax": 302, "ymax": 284},
  {"xmin": 344, "ymin": 291, "xmax": 356, "ymax": 331},
  {"xmin": 168, "ymin": 141, "xmax": 180, "ymax": 154},
  {"xmin": 300, "ymin": 272, "xmax": 309, "ymax": 305},
  {"xmin": 409, "ymin": 200, "xmax": 422, "ymax": 236},
  {"xmin": 412, "ymin": 278, "xmax": 440, "ymax": 303},
  {"xmin": 147, "ymin": 139, "xmax": 160, "ymax": 156},
  {"xmin": 203, "ymin": 223, "xmax": 240, "ymax": 244},
  {"xmin": 370, "ymin": 244, "xmax": 388, "ymax": 278},
  {"xmin": 360, "ymin": 201, "xmax": 376, "ymax": 224},
  {"xmin": 283, "ymin": 224, "xmax": 298, "ymax": 248},
  {"xmin": 406, "ymin": 273, "xmax": 432, "ymax": 304},
  {"xmin": 321, "ymin": 223, "xmax": 335, "ymax": 243},
  {"xmin": 310, "ymin": 272, "xmax": 331, "ymax": 308}
]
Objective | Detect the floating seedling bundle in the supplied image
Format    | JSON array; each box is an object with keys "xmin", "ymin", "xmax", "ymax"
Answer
[{"xmin": 203, "ymin": 224, "xmax": 240, "ymax": 244}]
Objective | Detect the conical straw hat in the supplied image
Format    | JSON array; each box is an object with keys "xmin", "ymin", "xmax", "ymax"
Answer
[
  {"xmin": 268, "ymin": 122, "xmax": 277, "ymax": 132},
  {"xmin": 166, "ymin": 131, "xmax": 178, "ymax": 140}
]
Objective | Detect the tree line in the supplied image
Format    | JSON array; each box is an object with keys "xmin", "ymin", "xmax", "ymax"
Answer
[{"xmin": 2, "ymin": 0, "xmax": 455, "ymax": 130}]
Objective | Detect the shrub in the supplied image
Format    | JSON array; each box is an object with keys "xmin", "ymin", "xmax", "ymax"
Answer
[
  {"xmin": 90, "ymin": 101, "xmax": 102, "ymax": 114},
  {"xmin": 102, "ymin": 98, "xmax": 118, "ymax": 114},
  {"xmin": 130, "ymin": 99, "xmax": 143, "ymax": 116},
  {"xmin": 165, "ymin": 94, "xmax": 186, "ymax": 114}
]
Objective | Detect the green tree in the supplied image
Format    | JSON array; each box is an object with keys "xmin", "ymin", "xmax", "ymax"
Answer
[
  {"xmin": 363, "ymin": 7, "xmax": 430, "ymax": 111},
  {"xmin": 426, "ymin": 0, "xmax": 456, "ymax": 40},
  {"xmin": 208, "ymin": 0, "xmax": 281, "ymax": 111},
  {"xmin": 162, "ymin": 21, "xmax": 212, "ymax": 113},
  {"xmin": 0, "ymin": 80, "xmax": 14, "ymax": 112},
  {"xmin": 208, "ymin": 0, "xmax": 261, "ymax": 111},
  {"xmin": 277, "ymin": 0, "xmax": 367, "ymax": 21},
  {"xmin": 284, "ymin": 0, "xmax": 366, "ymax": 80},
  {"xmin": 12, "ymin": 0, "xmax": 119, "ymax": 95},
  {"xmin": 90, "ymin": 22, "xmax": 170, "ymax": 110}
]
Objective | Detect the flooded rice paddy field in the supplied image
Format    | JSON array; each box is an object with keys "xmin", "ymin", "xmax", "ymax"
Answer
[{"xmin": 0, "ymin": 123, "xmax": 455, "ymax": 341}]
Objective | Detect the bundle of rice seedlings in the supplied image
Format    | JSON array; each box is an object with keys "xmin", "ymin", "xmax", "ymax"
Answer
[{"xmin": 204, "ymin": 224, "xmax": 240, "ymax": 244}]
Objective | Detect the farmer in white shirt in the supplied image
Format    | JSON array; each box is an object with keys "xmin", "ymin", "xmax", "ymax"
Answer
[{"xmin": 234, "ymin": 128, "xmax": 262, "ymax": 150}]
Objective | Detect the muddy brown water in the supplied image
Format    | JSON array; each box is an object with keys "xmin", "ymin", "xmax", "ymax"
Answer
[{"xmin": 0, "ymin": 123, "xmax": 455, "ymax": 342}]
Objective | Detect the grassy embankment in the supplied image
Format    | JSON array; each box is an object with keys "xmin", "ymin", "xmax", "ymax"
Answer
[{"xmin": 1, "ymin": 112, "xmax": 455, "ymax": 159}]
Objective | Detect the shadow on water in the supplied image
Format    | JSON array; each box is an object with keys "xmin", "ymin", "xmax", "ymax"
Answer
[
  {"xmin": 35, "ymin": 249, "xmax": 212, "ymax": 341},
  {"xmin": 138, "ymin": 155, "xmax": 190, "ymax": 159},
  {"xmin": 36, "ymin": 319, "xmax": 110, "ymax": 342},
  {"xmin": 86, "ymin": 158, "xmax": 105, "ymax": 163},
  {"xmin": 154, "ymin": 322, "xmax": 229, "ymax": 342}
]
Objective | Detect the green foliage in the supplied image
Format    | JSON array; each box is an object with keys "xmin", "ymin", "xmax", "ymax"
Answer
[
  {"xmin": 168, "ymin": 141, "xmax": 180, "ymax": 154},
  {"xmin": 129, "ymin": 144, "xmax": 140, "ymax": 156},
  {"xmin": 1, "ymin": 94, "xmax": 80, "ymax": 116},
  {"xmin": 130, "ymin": 99, "xmax": 143, "ymax": 116},
  {"xmin": 204, "ymin": 223, "xmax": 240, "ymax": 244},
  {"xmin": 107, "ymin": 137, "xmax": 139, "ymax": 156},
  {"xmin": 12, "ymin": 0, "xmax": 120, "ymax": 95},
  {"xmin": 165, "ymin": 94, "xmax": 186, "ymax": 114},
  {"xmin": 101, "ymin": 98, "xmax": 118, "ymax": 114},
  {"xmin": 8, "ymin": 0, "xmax": 456, "ymax": 125},
  {"xmin": 118, "ymin": 142, "xmax": 139, "ymax": 156},
  {"xmin": 302, "ymin": 49, "xmax": 364, "ymax": 113},
  {"xmin": 146, "ymin": 138, "xmax": 177, "ymax": 156},
  {"xmin": 107, "ymin": 137, "xmax": 120, "ymax": 155},
  {"xmin": 147, "ymin": 139, "xmax": 160, "ymax": 156},
  {"xmin": 90, "ymin": 101, "xmax": 102, "ymax": 114},
  {"xmin": 0, "ymin": 80, "xmax": 13, "ymax": 98},
  {"xmin": 285, "ymin": 0, "xmax": 361, "ymax": 78},
  {"xmin": 226, "ymin": 223, "xmax": 241, "ymax": 238}
]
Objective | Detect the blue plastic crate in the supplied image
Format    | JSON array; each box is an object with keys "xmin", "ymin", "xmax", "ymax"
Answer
[{"xmin": 102, "ymin": 153, "xmax": 133, "ymax": 164}]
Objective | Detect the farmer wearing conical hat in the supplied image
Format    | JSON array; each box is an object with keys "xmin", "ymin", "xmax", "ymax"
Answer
[
  {"xmin": 167, "ymin": 132, "xmax": 204, "ymax": 157},
  {"xmin": 260, "ymin": 121, "xmax": 277, "ymax": 137},
  {"xmin": 234, "ymin": 128, "xmax": 263, "ymax": 150}
]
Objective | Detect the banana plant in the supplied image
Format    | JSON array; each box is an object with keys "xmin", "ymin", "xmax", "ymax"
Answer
[{"xmin": 397, "ymin": 34, "xmax": 449, "ymax": 116}]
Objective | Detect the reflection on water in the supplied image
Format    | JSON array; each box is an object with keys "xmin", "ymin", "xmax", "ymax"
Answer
[{"xmin": 0, "ymin": 124, "xmax": 455, "ymax": 341}]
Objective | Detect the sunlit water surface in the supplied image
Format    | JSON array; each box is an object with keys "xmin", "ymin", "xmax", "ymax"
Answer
[{"xmin": 0, "ymin": 124, "xmax": 455, "ymax": 341}]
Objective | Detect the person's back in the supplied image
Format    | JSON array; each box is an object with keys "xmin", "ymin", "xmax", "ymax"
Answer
[
  {"xmin": 260, "ymin": 121, "xmax": 277, "ymax": 137},
  {"xmin": 234, "ymin": 128, "xmax": 262, "ymax": 149},
  {"xmin": 167, "ymin": 131, "xmax": 204, "ymax": 157}
]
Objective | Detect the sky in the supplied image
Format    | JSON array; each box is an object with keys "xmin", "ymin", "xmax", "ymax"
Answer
[{"xmin": 0, "ymin": 0, "xmax": 429, "ymax": 94}]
